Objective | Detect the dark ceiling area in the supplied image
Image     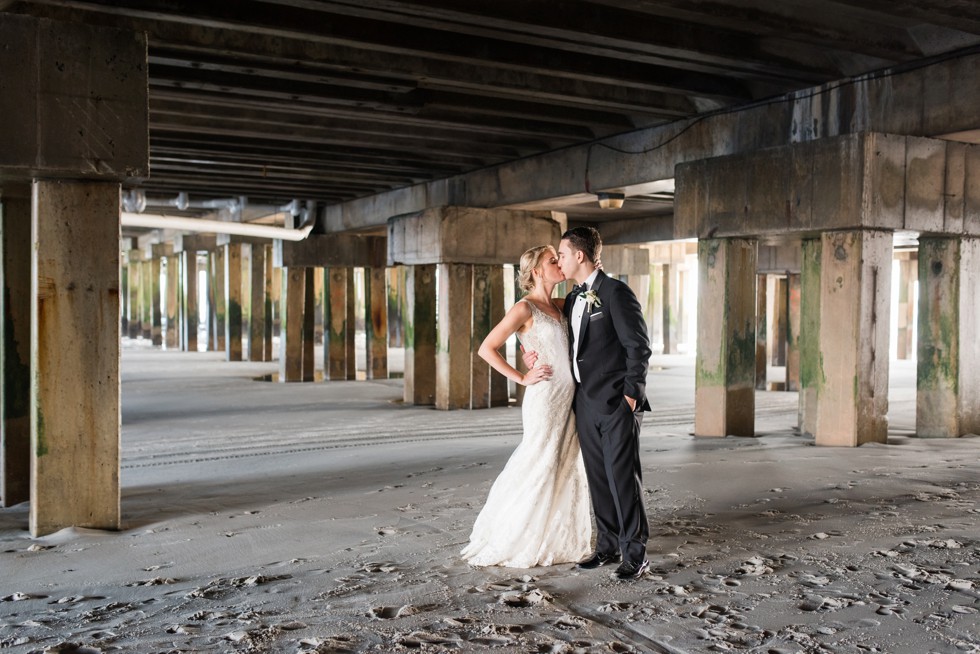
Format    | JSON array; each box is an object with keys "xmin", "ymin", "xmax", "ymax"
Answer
[{"xmin": 5, "ymin": 0, "xmax": 980, "ymax": 225}]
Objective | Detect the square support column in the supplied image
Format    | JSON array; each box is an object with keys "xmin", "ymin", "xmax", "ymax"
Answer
[
  {"xmin": 165, "ymin": 254, "xmax": 178, "ymax": 349},
  {"xmin": 786, "ymin": 273, "xmax": 802, "ymax": 391},
  {"xmin": 126, "ymin": 252, "xmax": 141, "ymax": 339},
  {"xmin": 224, "ymin": 243, "xmax": 243, "ymax": 361},
  {"xmin": 248, "ymin": 244, "xmax": 267, "ymax": 361},
  {"xmin": 303, "ymin": 267, "xmax": 316, "ymax": 382},
  {"xmin": 404, "ymin": 264, "xmax": 436, "ymax": 405},
  {"xmin": 695, "ymin": 238, "xmax": 757, "ymax": 438},
  {"xmin": 754, "ymin": 274, "xmax": 767, "ymax": 390},
  {"xmin": 365, "ymin": 266, "xmax": 388, "ymax": 380},
  {"xmin": 916, "ymin": 236, "xmax": 980, "ymax": 438},
  {"xmin": 30, "ymin": 180, "xmax": 120, "ymax": 536},
  {"xmin": 471, "ymin": 265, "xmax": 494, "ymax": 409},
  {"xmin": 387, "ymin": 266, "xmax": 405, "ymax": 349},
  {"xmin": 209, "ymin": 247, "xmax": 225, "ymax": 352},
  {"xmin": 180, "ymin": 251, "xmax": 198, "ymax": 352},
  {"xmin": 140, "ymin": 259, "xmax": 152, "ymax": 340},
  {"xmin": 814, "ymin": 230, "xmax": 892, "ymax": 447},
  {"xmin": 280, "ymin": 266, "xmax": 306, "ymax": 382},
  {"xmin": 436, "ymin": 263, "xmax": 473, "ymax": 410},
  {"xmin": 1, "ymin": 187, "xmax": 32, "ymax": 506},
  {"xmin": 896, "ymin": 254, "xmax": 917, "ymax": 360},
  {"xmin": 263, "ymin": 249, "xmax": 274, "ymax": 361},
  {"xmin": 149, "ymin": 249, "xmax": 164, "ymax": 346},
  {"xmin": 489, "ymin": 266, "xmax": 509, "ymax": 407},
  {"xmin": 325, "ymin": 267, "xmax": 352, "ymax": 380},
  {"xmin": 798, "ymin": 238, "xmax": 822, "ymax": 437}
]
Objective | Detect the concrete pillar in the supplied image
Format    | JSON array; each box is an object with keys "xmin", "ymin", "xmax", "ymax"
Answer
[
  {"xmin": 303, "ymin": 267, "xmax": 315, "ymax": 382},
  {"xmin": 346, "ymin": 269, "xmax": 357, "ymax": 380},
  {"xmin": 210, "ymin": 247, "xmax": 226, "ymax": 352},
  {"xmin": 1, "ymin": 187, "xmax": 31, "ymax": 506},
  {"xmin": 313, "ymin": 267, "xmax": 324, "ymax": 347},
  {"xmin": 263, "ymin": 248, "xmax": 274, "ymax": 361},
  {"xmin": 127, "ymin": 252, "xmax": 141, "ymax": 339},
  {"xmin": 694, "ymin": 238, "xmax": 757, "ymax": 438},
  {"xmin": 489, "ymin": 266, "xmax": 509, "ymax": 407},
  {"xmin": 30, "ymin": 180, "xmax": 120, "ymax": 536},
  {"xmin": 180, "ymin": 250, "xmax": 198, "ymax": 352},
  {"xmin": 149, "ymin": 247, "xmax": 166, "ymax": 346},
  {"xmin": 798, "ymin": 238, "xmax": 822, "ymax": 437},
  {"xmin": 662, "ymin": 263, "xmax": 675, "ymax": 354},
  {"xmin": 120, "ymin": 259, "xmax": 129, "ymax": 337},
  {"xmin": 140, "ymin": 259, "xmax": 152, "ymax": 340},
  {"xmin": 325, "ymin": 267, "xmax": 351, "ymax": 380},
  {"xmin": 772, "ymin": 276, "xmax": 789, "ymax": 368},
  {"xmin": 814, "ymin": 230, "xmax": 892, "ymax": 447},
  {"xmin": 271, "ymin": 265, "xmax": 282, "ymax": 340},
  {"xmin": 404, "ymin": 264, "xmax": 436, "ymax": 405},
  {"xmin": 436, "ymin": 263, "xmax": 473, "ymax": 410},
  {"xmin": 755, "ymin": 274, "xmax": 768, "ymax": 390},
  {"xmin": 896, "ymin": 254, "xmax": 917, "ymax": 360},
  {"xmin": 224, "ymin": 243, "xmax": 243, "ymax": 361},
  {"xmin": 280, "ymin": 266, "xmax": 305, "ymax": 382},
  {"xmin": 471, "ymin": 265, "xmax": 494, "ymax": 409},
  {"xmin": 248, "ymin": 243, "xmax": 267, "ymax": 361},
  {"xmin": 387, "ymin": 266, "xmax": 405, "ymax": 349},
  {"xmin": 916, "ymin": 236, "xmax": 980, "ymax": 438},
  {"xmin": 365, "ymin": 266, "xmax": 388, "ymax": 380},
  {"xmin": 165, "ymin": 254, "xmax": 178, "ymax": 349},
  {"xmin": 786, "ymin": 273, "xmax": 802, "ymax": 392}
]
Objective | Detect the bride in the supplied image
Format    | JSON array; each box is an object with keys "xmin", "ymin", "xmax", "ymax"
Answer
[{"xmin": 461, "ymin": 245, "xmax": 592, "ymax": 568}]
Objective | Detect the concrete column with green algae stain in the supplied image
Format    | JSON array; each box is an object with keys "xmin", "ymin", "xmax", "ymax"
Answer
[
  {"xmin": 324, "ymin": 267, "xmax": 350, "ymax": 381},
  {"xmin": 279, "ymin": 266, "xmax": 305, "ymax": 382},
  {"xmin": 798, "ymin": 238, "xmax": 824, "ymax": 437},
  {"xmin": 695, "ymin": 238, "xmax": 757, "ymax": 437},
  {"xmin": 30, "ymin": 180, "xmax": 121, "ymax": 537},
  {"xmin": 403, "ymin": 264, "xmax": 436, "ymax": 406},
  {"xmin": 181, "ymin": 251, "xmax": 198, "ymax": 352},
  {"xmin": 814, "ymin": 230, "xmax": 891, "ymax": 447},
  {"xmin": 916, "ymin": 236, "xmax": 980, "ymax": 438},
  {"xmin": 436, "ymin": 263, "xmax": 473, "ymax": 411},
  {"xmin": 365, "ymin": 266, "xmax": 388, "ymax": 381},
  {"xmin": 224, "ymin": 243, "xmax": 243, "ymax": 362}
]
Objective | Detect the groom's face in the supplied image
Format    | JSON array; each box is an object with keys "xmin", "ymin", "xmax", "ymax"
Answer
[{"xmin": 557, "ymin": 240, "xmax": 582, "ymax": 282}]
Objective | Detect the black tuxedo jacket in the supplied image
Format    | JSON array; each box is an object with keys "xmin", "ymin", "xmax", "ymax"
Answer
[{"xmin": 564, "ymin": 270, "xmax": 652, "ymax": 415}]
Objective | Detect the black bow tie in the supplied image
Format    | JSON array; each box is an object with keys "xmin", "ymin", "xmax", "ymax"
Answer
[{"xmin": 572, "ymin": 283, "xmax": 587, "ymax": 294}]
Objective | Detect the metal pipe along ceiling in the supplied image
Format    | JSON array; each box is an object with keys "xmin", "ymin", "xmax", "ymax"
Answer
[{"xmin": 121, "ymin": 213, "xmax": 313, "ymax": 241}]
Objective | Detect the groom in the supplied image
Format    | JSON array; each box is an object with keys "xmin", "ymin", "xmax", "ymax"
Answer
[{"xmin": 528, "ymin": 226, "xmax": 652, "ymax": 580}]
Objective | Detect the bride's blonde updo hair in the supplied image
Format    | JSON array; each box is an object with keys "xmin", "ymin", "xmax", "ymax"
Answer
[{"xmin": 516, "ymin": 245, "xmax": 554, "ymax": 294}]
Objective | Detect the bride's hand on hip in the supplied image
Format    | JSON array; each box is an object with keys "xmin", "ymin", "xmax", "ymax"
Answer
[{"xmin": 522, "ymin": 364, "xmax": 552, "ymax": 386}]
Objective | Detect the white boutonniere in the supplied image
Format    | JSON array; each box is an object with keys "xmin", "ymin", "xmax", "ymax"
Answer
[{"xmin": 582, "ymin": 289, "xmax": 602, "ymax": 312}]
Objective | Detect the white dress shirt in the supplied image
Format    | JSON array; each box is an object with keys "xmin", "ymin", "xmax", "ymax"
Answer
[{"xmin": 570, "ymin": 269, "xmax": 600, "ymax": 382}]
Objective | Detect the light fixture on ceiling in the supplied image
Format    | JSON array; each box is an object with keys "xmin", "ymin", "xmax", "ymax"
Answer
[{"xmin": 596, "ymin": 191, "xmax": 625, "ymax": 209}]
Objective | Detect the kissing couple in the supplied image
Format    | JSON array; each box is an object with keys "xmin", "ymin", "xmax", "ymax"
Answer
[{"xmin": 461, "ymin": 226, "xmax": 653, "ymax": 580}]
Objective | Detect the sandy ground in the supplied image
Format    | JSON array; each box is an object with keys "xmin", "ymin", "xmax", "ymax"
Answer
[{"xmin": 1, "ymin": 347, "xmax": 979, "ymax": 654}]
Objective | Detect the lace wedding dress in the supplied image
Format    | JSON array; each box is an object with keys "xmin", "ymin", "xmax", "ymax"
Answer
[{"xmin": 461, "ymin": 299, "xmax": 592, "ymax": 567}]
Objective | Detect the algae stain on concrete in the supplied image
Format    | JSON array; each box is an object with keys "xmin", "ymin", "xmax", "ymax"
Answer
[
  {"xmin": 35, "ymin": 405, "xmax": 47, "ymax": 457},
  {"xmin": 799, "ymin": 238, "xmax": 825, "ymax": 392},
  {"xmin": 917, "ymin": 241, "xmax": 961, "ymax": 393}
]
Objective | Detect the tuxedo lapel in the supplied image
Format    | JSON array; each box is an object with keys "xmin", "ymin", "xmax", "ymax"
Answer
[{"xmin": 576, "ymin": 270, "xmax": 606, "ymax": 358}]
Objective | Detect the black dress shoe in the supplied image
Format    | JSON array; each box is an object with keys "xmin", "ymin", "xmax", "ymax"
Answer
[
  {"xmin": 576, "ymin": 552, "xmax": 621, "ymax": 570},
  {"xmin": 613, "ymin": 558, "xmax": 649, "ymax": 580}
]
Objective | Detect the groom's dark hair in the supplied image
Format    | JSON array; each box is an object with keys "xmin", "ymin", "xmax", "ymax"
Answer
[{"xmin": 561, "ymin": 226, "xmax": 601, "ymax": 264}]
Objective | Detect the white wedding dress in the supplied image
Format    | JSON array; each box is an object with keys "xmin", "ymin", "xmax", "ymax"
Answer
[{"xmin": 461, "ymin": 299, "xmax": 592, "ymax": 567}]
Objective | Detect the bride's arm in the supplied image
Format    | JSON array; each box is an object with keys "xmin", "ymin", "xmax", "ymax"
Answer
[{"xmin": 478, "ymin": 303, "xmax": 552, "ymax": 386}]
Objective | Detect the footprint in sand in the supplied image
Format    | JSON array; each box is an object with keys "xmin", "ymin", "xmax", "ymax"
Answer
[{"xmin": 369, "ymin": 604, "xmax": 415, "ymax": 619}]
